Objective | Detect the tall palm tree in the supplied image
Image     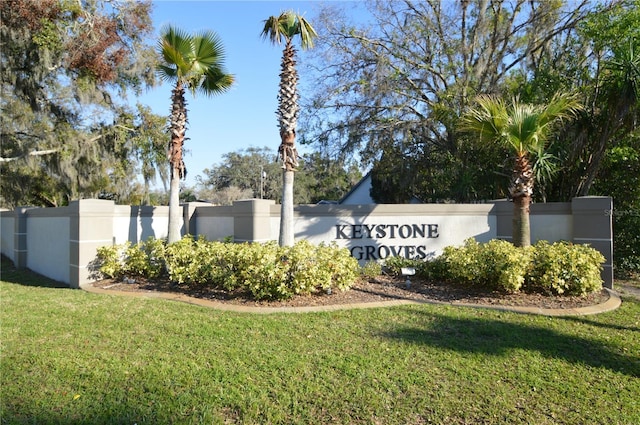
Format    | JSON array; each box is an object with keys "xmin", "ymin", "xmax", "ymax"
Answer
[
  {"xmin": 156, "ymin": 25, "xmax": 234, "ymax": 243},
  {"xmin": 261, "ymin": 11, "xmax": 317, "ymax": 247},
  {"xmin": 460, "ymin": 93, "xmax": 582, "ymax": 247}
]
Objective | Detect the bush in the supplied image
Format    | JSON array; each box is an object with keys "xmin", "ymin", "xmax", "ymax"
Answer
[
  {"xmin": 96, "ymin": 237, "xmax": 360, "ymax": 301},
  {"xmin": 438, "ymin": 239, "xmax": 531, "ymax": 293},
  {"xmin": 96, "ymin": 238, "xmax": 167, "ymax": 280},
  {"xmin": 527, "ymin": 241, "xmax": 605, "ymax": 295},
  {"xmin": 164, "ymin": 236, "xmax": 197, "ymax": 284},
  {"xmin": 94, "ymin": 236, "xmax": 605, "ymax": 299},
  {"xmin": 382, "ymin": 256, "xmax": 423, "ymax": 277},
  {"xmin": 360, "ymin": 261, "xmax": 382, "ymax": 279},
  {"xmin": 436, "ymin": 239, "xmax": 604, "ymax": 295},
  {"xmin": 95, "ymin": 244, "xmax": 126, "ymax": 279}
]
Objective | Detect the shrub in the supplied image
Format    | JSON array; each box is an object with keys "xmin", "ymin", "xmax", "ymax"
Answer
[
  {"xmin": 239, "ymin": 242, "xmax": 292, "ymax": 300},
  {"xmin": 288, "ymin": 240, "xmax": 328, "ymax": 294},
  {"xmin": 527, "ymin": 241, "xmax": 605, "ymax": 295},
  {"xmin": 382, "ymin": 256, "xmax": 423, "ymax": 277},
  {"xmin": 94, "ymin": 236, "xmax": 605, "ymax": 300},
  {"xmin": 439, "ymin": 238, "xmax": 530, "ymax": 293},
  {"xmin": 360, "ymin": 261, "xmax": 382, "ymax": 279},
  {"xmin": 164, "ymin": 236, "xmax": 197, "ymax": 284},
  {"xmin": 95, "ymin": 237, "xmax": 167, "ymax": 280},
  {"xmin": 418, "ymin": 256, "xmax": 449, "ymax": 281},
  {"xmin": 160, "ymin": 238, "xmax": 359, "ymax": 300},
  {"xmin": 141, "ymin": 237, "xmax": 167, "ymax": 278},
  {"xmin": 95, "ymin": 244, "xmax": 126, "ymax": 279},
  {"xmin": 315, "ymin": 242, "xmax": 359, "ymax": 292}
]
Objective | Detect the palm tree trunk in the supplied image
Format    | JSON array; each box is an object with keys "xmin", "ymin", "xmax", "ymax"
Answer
[
  {"xmin": 511, "ymin": 155, "xmax": 533, "ymax": 247},
  {"xmin": 167, "ymin": 82, "xmax": 187, "ymax": 244},
  {"xmin": 167, "ymin": 169, "xmax": 182, "ymax": 243},
  {"xmin": 512, "ymin": 195, "xmax": 531, "ymax": 248},
  {"xmin": 279, "ymin": 169, "xmax": 295, "ymax": 246}
]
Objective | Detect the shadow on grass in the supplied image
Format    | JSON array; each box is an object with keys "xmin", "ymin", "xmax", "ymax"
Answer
[
  {"xmin": 1, "ymin": 255, "xmax": 68, "ymax": 288},
  {"xmin": 381, "ymin": 309, "xmax": 640, "ymax": 378},
  {"xmin": 561, "ymin": 298, "xmax": 640, "ymax": 333}
]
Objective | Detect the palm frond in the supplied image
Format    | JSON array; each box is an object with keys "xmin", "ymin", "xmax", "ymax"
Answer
[
  {"xmin": 539, "ymin": 92, "xmax": 582, "ymax": 124},
  {"xmin": 459, "ymin": 95, "xmax": 507, "ymax": 144},
  {"xmin": 156, "ymin": 64, "xmax": 178, "ymax": 83},
  {"xmin": 261, "ymin": 15, "xmax": 285, "ymax": 45},
  {"xmin": 157, "ymin": 25, "xmax": 192, "ymax": 75},
  {"xmin": 296, "ymin": 15, "xmax": 317, "ymax": 50},
  {"xmin": 261, "ymin": 11, "xmax": 317, "ymax": 50},
  {"xmin": 199, "ymin": 69, "xmax": 235, "ymax": 97},
  {"xmin": 192, "ymin": 30, "xmax": 226, "ymax": 69}
]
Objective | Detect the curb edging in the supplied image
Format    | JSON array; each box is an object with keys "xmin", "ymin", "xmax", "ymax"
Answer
[{"xmin": 80, "ymin": 284, "xmax": 622, "ymax": 316}]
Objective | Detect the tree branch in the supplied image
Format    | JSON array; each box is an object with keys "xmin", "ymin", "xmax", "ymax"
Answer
[{"xmin": 0, "ymin": 149, "xmax": 59, "ymax": 163}]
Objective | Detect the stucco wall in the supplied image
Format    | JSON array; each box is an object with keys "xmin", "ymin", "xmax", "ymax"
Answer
[
  {"xmin": 25, "ymin": 209, "xmax": 71, "ymax": 284},
  {"xmin": 0, "ymin": 197, "xmax": 613, "ymax": 288},
  {"xmin": 0, "ymin": 210, "xmax": 15, "ymax": 263}
]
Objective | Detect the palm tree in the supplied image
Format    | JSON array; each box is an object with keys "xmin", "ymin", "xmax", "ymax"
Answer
[
  {"xmin": 261, "ymin": 11, "xmax": 317, "ymax": 247},
  {"xmin": 460, "ymin": 93, "xmax": 582, "ymax": 247},
  {"xmin": 156, "ymin": 25, "xmax": 234, "ymax": 244}
]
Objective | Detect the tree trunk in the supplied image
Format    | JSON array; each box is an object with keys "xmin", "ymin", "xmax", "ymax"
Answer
[
  {"xmin": 279, "ymin": 169, "xmax": 295, "ymax": 247},
  {"xmin": 167, "ymin": 168, "xmax": 181, "ymax": 244},
  {"xmin": 512, "ymin": 195, "xmax": 531, "ymax": 248}
]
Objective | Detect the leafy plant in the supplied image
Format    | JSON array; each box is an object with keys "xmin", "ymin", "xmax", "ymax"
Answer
[
  {"xmin": 95, "ymin": 244, "xmax": 126, "ymax": 279},
  {"xmin": 382, "ymin": 256, "xmax": 423, "ymax": 277},
  {"xmin": 439, "ymin": 238, "xmax": 531, "ymax": 293},
  {"xmin": 528, "ymin": 240, "xmax": 605, "ymax": 295},
  {"xmin": 360, "ymin": 261, "xmax": 382, "ymax": 279}
]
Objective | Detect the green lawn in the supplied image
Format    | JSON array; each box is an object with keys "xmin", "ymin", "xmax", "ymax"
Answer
[{"xmin": 1, "ymin": 260, "xmax": 639, "ymax": 424}]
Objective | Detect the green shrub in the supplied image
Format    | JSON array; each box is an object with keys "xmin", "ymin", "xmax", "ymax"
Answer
[
  {"xmin": 527, "ymin": 241, "xmax": 605, "ymax": 295},
  {"xmin": 239, "ymin": 242, "xmax": 292, "ymax": 300},
  {"xmin": 95, "ymin": 237, "xmax": 167, "ymax": 280},
  {"xmin": 360, "ymin": 261, "xmax": 382, "ymax": 279},
  {"xmin": 122, "ymin": 242, "xmax": 148, "ymax": 277},
  {"xmin": 382, "ymin": 256, "xmax": 423, "ymax": 277},
  {"xmin": 160, "ymin": 238, "xmax": 359, "ymax": 300},
  {"xmin": 439, "ymin": 238, "xmax": 530, "ymax": 293},
  {"xmin": 418, "ymin": 256, "xmax": 449, "ymax": 281},
  {"xmin": 288, "ymin": 240, "xmax": 328, "ymax": 294},
  {"xmin": 95, "ymin": 244, "xmax": 126, "ymax": 279},
  {"xmin": 164, "ymin": 236, "xmax": 197, "ymax": 284},
  {"xmin": 141, "ymin": 237, "xmax": 167, "ymax": 278},
  {"xmin": 95, "ymin": 236, "xmax": 605, "ymax": 300},
  {"xmin": 315, "ymin": 242, "xmax": 359, "ymax": 292}
]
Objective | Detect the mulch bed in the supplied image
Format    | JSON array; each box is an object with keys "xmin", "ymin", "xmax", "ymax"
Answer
[{"xmin": 92, "ymin": 275, "xmax": 610, "ymax": 310}]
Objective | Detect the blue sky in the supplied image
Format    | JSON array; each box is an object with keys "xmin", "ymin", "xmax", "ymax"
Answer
[{"xmin": 135, "ymin": 0, "xmax": 361, "ymax": 187}]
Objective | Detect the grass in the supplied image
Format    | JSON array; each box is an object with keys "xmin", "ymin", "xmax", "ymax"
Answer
[{"xmin": 1, "ymin": 259, "xmax": 639, "ymax": 424}]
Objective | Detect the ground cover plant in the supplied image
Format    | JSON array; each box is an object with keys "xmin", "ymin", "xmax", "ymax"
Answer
[{"xmin": 1, "ymin": 258, "xmax": 639, "ymax": 424}]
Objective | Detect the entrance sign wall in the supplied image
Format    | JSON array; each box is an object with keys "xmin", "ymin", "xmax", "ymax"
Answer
[{"xmin": 0, "ymin": 197, "xmax": 613, "ymax": 288}]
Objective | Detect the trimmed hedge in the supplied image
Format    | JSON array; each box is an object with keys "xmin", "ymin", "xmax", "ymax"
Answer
[
  {"xmin": 96, "ymin": 237, "xmax": 359, "ymax": 300},
  {"xmin": 400, "ymin": 238, "xmax": 604, "ymax": 296},
  {"xmin": 437, "ymin": 238, "xmax": 531, "ymax": 293},
  {"xmin": 96, "ymin": 237, "xmax": 606, "ymax": 300}
]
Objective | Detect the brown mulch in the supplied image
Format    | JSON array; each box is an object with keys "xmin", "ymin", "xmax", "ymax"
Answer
[{"xmin": 92, "ymin": 275, "xmax": 610, "ymax": 310}]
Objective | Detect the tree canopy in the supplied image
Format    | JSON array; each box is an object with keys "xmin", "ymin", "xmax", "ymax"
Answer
[
  {"xmin": 302, "ymin": 0, "xmax": 638, "ymax": 204},
  {"xmin": 0, "ymin": 0, "xmax": 164, "ymax": 208}
]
